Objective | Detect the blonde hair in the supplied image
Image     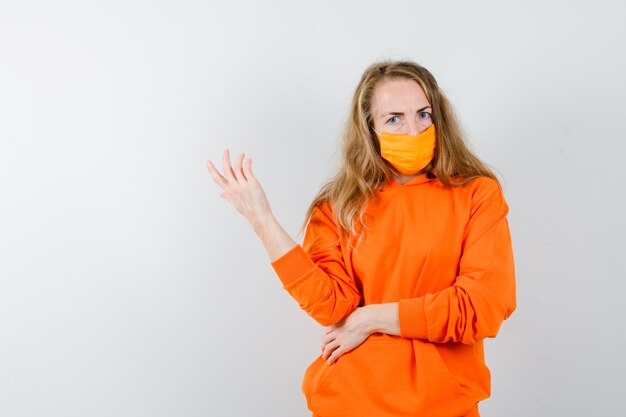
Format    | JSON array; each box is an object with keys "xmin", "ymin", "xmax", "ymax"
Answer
[{"xmin": 298, "ymin": 59, "xmax": 500, "ymax": 249}]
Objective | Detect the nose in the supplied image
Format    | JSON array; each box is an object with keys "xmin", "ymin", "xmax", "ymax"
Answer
[
  {"xmin": 405, "ymin": 119, "xmax": 419, "ymax": 136},
  {"xmin": 405, "ymin": 118, "xmax": 431, "ymax": 136}
]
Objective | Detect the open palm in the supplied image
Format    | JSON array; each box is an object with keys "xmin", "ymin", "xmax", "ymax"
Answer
[{"xmin": 206, "ymin": 149, "xmax": 273, "ymax": 227}]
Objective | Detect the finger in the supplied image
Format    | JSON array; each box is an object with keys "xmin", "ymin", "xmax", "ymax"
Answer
[
  {"xmin": 221, "ymin": 149, "xmax": 238, "ymax": 183},
  {"xmin": 327, "ymin": 346, "xmax": 344, "ymax": 365},
  {"xmin": 322, "ymin": 339, "xmax": 339, "ymax": 360},
  {"xmin": 207, "ymin": 160, "xmax": 229, "ymax": 189},
  {"xmin": 320, "ymin": 334, "xmax": 330, "ymax": 352},
  {"xmin": 242, "ymin": 157, "xmax": 256, "ymax": 184},
  {"xmin": 321, "ymin": 332, "xmax": 336, "ymax": 347},
  {"xmin": 232, "ymin": 152, "xmax": 247, "ymax": 183}
]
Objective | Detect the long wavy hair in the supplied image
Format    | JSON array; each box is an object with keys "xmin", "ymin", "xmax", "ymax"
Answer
[{"xmin": 298, "ymin": 59, "xmax": 500, "ymax": 248}]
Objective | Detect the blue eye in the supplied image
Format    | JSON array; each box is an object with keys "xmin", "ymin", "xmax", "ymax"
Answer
[
  {"xmin": 387, "ymin": 116, "xmax": 399, "ymax": 124},
  {"xmin": 418, "ymin": 111, "xmax": 431, "ymax": 119}
]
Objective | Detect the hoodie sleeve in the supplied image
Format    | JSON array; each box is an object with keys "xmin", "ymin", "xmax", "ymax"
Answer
[
  {"xmin": 398, "ymin": 178, "xmax": 517, "ymax": 345},
  {"xmin": 270, "ymin": 201, "xmax": 362, "ymax": 327}
]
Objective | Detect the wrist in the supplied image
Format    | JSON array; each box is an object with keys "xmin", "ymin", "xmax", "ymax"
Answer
[
  {"xmin": 251, "ymin": 212, "xmax": 276, "ymax": 236},
  {"xmin": 364, "ymin": 304, "xmax": 383, "ymax": 334},
  {"xmin": 365, "ymin": 303, "xmax": 400, "ymax": 336}
]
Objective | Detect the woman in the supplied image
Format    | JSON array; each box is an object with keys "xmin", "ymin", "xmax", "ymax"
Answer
[{"xmin": 206, "ymin": 60, "xmax": 516, "ymax": 417}]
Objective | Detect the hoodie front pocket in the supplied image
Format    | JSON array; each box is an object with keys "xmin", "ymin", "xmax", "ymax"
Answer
[{"xmin": 306, "ymin": 337, "xmax": 475, "ymax": 417}]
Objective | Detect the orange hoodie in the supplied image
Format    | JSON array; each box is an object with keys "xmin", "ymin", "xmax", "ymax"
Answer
[{"xmin": 270, "ymin": 171, "xmax": 516, "ymax": 417}]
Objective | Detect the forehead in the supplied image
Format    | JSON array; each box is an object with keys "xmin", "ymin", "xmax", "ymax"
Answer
[{"xmin": 372, "ymin": 78, "xmax": 430, "ymax": 115}]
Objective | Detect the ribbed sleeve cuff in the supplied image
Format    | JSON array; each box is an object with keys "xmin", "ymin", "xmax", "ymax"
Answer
[
  {"xmin": 398, "ymin": 297, "xmax": 429, "ymax": 339},
  {"xmin": 270, "ymin": 244, "xmax": 317, "ymax": 289}
]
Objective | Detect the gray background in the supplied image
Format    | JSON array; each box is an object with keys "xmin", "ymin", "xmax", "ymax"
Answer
[{"xmin": 1, "ymin": 1, "xmax": 625, "ymax": 416}]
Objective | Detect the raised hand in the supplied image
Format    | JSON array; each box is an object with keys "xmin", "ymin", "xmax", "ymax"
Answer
[{"xmin": 206, "ymin": 148, "xmax": 273, "ymax": 231}]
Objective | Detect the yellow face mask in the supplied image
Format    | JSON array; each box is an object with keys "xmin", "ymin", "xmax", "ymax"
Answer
[{"xmin": 376, "ymin": 123, "xmax": 436, "ymax": 175}]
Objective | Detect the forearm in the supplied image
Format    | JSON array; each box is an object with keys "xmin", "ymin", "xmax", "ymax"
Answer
[
  {"xmin": 252, "ymin": 213, "xmax": 298, "ymax": 263},
  {"xmin": 366, "ymin": 302, "xmax": 401, "ymax": 336},
  {"xmin": 264, "ymin": 206, "xmax": 363, "ymax": 328}
]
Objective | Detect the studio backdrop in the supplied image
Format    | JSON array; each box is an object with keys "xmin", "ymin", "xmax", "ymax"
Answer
[{"xmin": 1, "ymin": 1, "xmax": 624, "ymax": 416}]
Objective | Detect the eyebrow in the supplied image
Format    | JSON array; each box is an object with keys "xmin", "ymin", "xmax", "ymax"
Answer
[{"xmin": 381, "ymin": 106, "xmax": 432, "ymax": 117}]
